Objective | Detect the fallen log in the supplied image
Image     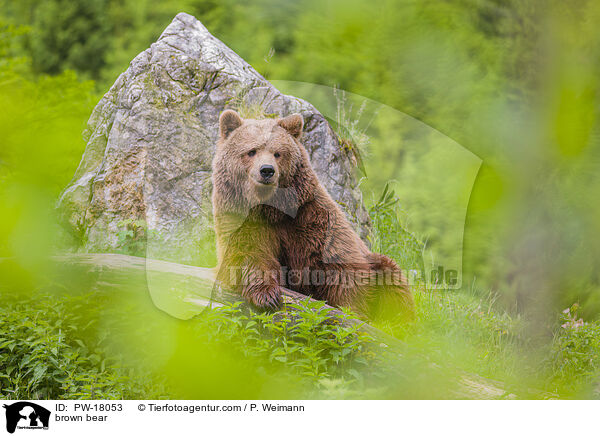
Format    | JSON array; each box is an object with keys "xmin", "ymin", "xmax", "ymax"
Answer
[
  {"xmin": 52, "ymin": 252, "xmax": 385, "ymax": 336},
  {"xmin": 49, "ymin": 252, "xmax": 550, "ymax": 399}
]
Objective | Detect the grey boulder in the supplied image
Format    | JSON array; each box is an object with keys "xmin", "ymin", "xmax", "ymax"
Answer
[{"xmin": 58, "ymin": 12, "xmax": 370, "ymax": 266}]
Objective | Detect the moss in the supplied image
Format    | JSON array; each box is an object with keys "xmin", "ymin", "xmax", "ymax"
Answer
[
  {"xmin": 226, "ymin": 85, "xmax": 277, "ymax": 119},
  {"xmin": 142, "ymin": 73, "xmax": 167, "ymax": 109}
]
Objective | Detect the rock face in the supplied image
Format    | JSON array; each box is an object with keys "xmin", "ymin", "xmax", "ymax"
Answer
[{"xmin": 59, "ymin": 12, "xmax": 370, "ymax": 265}]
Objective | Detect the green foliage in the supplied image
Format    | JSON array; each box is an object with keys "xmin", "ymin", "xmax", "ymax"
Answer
[
  {"xmin": 368, "ymin": 182, "xmax": 425, "ymax": 277},
  {"xmin": 116, "ymin": 219, "xmax": 155, "ymax": 257},
  {"xmin": 226, "ymin": 85, "xmax": 277, "ymax": 119},
  {"xmin": 1, "ymin": 0, "xmax": 600, "ymax": 400},
  {"xmin": 8, "ymin": 0, "xmax": 111, "ymax": 79},
  {"xmin": 3, "ymin": 270, "xmax": 600, "ymax": 399},
  {"xmin": 0, "ymin": 21, "xmax": 29, "ymax": 81},
  {"xmin": 195, "ymin": 299, "xmax": 382, "ymax": 390},
  {"xmin": 0, "ymin": 286, "xmax": 387, "ymax": 399},
  {"xmin": 0, "ymin": 292, "xmax": 166, "ymax": 400},
  {"xmin": 407, "ymin": 289, "xmax": 527, "ymax": 382},
  {"xmin": 333, "ymin": 86, "xmax": 369, "ymax": 175},
  {"xmin": 548, "ymin": 304, "xmax": 600, "ymax": 393},
  {"xmin": 0, "ymin": 22, "xmax": 96, "ymax": 191},
  {"xmin": 0, "ymin": 22, "xmax": 97, "ymax": 270}
]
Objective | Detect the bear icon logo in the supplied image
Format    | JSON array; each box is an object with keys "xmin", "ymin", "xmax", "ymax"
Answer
[{"xmin": 3, "ymin": 402, "xmax": 50, "ymax": 433}]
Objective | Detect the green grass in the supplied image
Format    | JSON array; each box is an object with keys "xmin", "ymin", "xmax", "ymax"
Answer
[
  {"xmin": 226, "ymin": 85, "xmax": 278, "ymax": 120},
  {"xmin": 2, "ymin": 280, "xmax": 600, "ymax": 399}
]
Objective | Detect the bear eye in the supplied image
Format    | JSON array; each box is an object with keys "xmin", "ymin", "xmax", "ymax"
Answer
[
  {"xmin": 248, "ymin": 149, "xmax": 256, "ymax": 157},
  {"xmin": 274, "ymin": 152, "xmax": 281, "ymax": 158}
]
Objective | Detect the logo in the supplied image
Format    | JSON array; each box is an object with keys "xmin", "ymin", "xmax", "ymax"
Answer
[{"xmin": 3, "ymin": 402, "xmax": 50, "ymax": 434}]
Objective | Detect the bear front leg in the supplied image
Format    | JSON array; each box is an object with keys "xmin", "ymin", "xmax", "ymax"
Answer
[
  {"xmin": 215, "ymin": 217, "xmax": 283, "ymax": 311},
  {"xmin": 240, "ymin": 257, "xmax": 283, "ymax": 310}
]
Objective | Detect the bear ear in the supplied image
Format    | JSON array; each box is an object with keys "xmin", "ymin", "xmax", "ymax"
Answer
[
  {"xmin": 278, "ymin": 113, "xmax": 304, "ymax": 139},
  {"xmin": 219, "ymin": 110, "xmax": 243, "ymax": 139}
]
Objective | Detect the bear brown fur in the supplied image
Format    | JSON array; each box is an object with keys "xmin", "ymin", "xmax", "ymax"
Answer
[{"xmin": 211, "ymin": 109, "xmax": 414, "ymax": 320}]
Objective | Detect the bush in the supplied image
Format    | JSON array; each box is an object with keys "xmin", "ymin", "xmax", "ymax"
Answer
[
  {"xmin": 548, "ymin": 304, "xmax": 600, "ymax": 394},
  {"xmin": 193, "ymin": 299, "xmax": 384, "ymax": 392},
  {"xmin": 0, "ymin": 292, "xmax": 166, "ymax": 399}
]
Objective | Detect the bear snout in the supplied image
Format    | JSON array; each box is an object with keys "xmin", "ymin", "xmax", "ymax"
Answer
[{"xmin": 259, "ymin": 164, "xmax": 275, "ymax": 182}]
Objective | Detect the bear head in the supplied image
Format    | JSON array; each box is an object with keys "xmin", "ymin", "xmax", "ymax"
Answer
[{"xmin": 213, "ymin": 110, "xmax": 315, "ymax": 218}]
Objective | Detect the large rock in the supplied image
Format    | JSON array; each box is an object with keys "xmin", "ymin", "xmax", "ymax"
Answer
[{"xmin": 58, "ymin": 12, "xmax": 370, "ymax": 266}]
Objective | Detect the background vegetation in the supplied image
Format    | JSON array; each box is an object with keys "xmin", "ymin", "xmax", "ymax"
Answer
[{"xmin": 1, "ymin": 0, "xmax": 600, "ymax": 399}]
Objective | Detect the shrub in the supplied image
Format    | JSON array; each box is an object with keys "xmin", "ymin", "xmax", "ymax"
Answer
[
  {"xmin": 0, "ymin": 292, "xmax": 166, "ymax": 399},
  {"xmin": 548, "ymin": 304, "xmax": 600, "ymax": 391},
  {"xmin": 194, "ymin": 299, "xmax": 384, "ymax": 391}
]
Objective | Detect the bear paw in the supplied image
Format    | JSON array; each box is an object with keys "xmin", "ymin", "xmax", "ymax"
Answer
[{"xmin": 246, "ymin": 286, "xmax": 282, "ymax": 311}]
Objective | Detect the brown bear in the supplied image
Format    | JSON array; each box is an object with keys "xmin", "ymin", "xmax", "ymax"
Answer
[{"xmin": 211, "ymin": 109, "xmax": 414, "ymax": 321}]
